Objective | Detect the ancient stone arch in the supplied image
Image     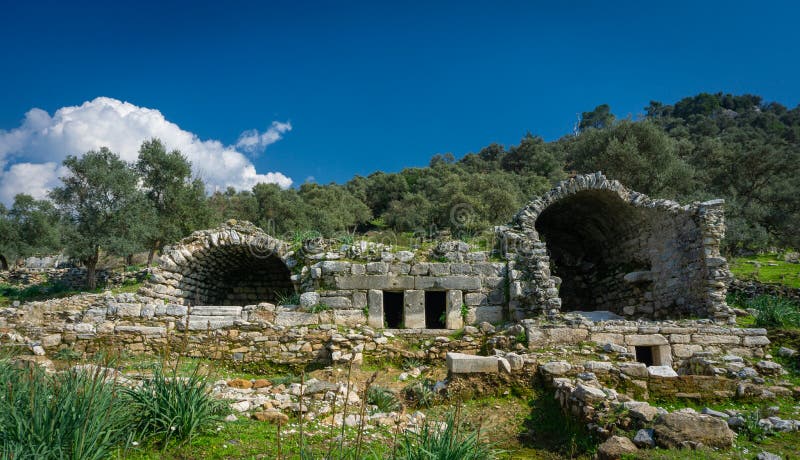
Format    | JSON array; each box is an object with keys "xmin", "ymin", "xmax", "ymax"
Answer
[
  {"xmin": 139, "ymin": 221, "xmax": 297, "ymax": 306},
  {"xmin": 501, "ymin": 172, "xmax": 733, "ymax": 322}
]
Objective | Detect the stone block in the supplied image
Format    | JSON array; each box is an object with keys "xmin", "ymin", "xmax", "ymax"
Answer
[
  {"xmin": 300, "ymin": 292, "xmax": 320, "ymax": 308},
  {"xmin": 464, "ymin": 292, "xmax": 487, "ymax": 306},
  {"xmin": 647, "ymin": 365, "xmax": 678, "ymax": 378},
  {"xmin": 274, "ymin": 312, "xmax": 319, "ymax": 327},
  {"xmin": 367, "ymin": 290, "xmax": 383, "ymax": 329},
  {"xmin": 446, "ymin": 352, "xmax": 498, "ymax": 374},
  {"xmin": 333, "ymin": 310, "xmax": 367, "ymax": 326},
  {"xmin": 625, "ymin": 334, "xmax": 668, "ymax": 346},
  {"xmin": 115, "ymin": 325, "xmax": 166, "ymax": 336},
  {"xmin": 404, "ymin": 290, "xmax": 425, "ymax": 328},
  {"xmin": 691, "ymin": 334, "xmax": 741, "ymax": 345},
  {"xmin": 549, "ymin": 327, "xmax": 589, "ymax": 344},
  {"xmin": 41, "ymin": 334, "xmax": 62, "ymax": 348},
  {"xmin": 333, "ymin": 276, "xmax": 369, "ymax": 290},
  {"xmin": 366, "ymin": 262, "xmax": 388, "ymax": 274},
  {"xmin": 352, "ymin": 291, "xmax": 367, "ymax": 311},
  {"xmin": 365, "ymin": 275, "xmax": 414, "ymax": 290},
  {"xmin": 474, "ymin": 305, "xmax": 503, "ymax": 324},
  {"xmin": 191, "ymin": 305, "xmax": 241, "ymax": 316},
  {"xmin": 319, "ymin": 261, "xmax": 351, "ymax": 274},
  {"xmin": 321, "ymin": 296, "xmax": 352, "ymax": 309},
  {"xmin": 672, "ymin": 344, "xmax": 703, "ymax": 358},
  {"xmin": 414, "ymin": 275, "xmax": 481, "ymax": 290},
  {"xmin": 590, "ymin": 332, "xmax": 625, "ymax": 345},
  {"xmin": 446, "ymin": 290, "xmax": 463, "ymax": 329},
  {"xmin": 743, "ymin": 336, "xmax": 770, "ymax": 347},
  {"xmin": 409, "ymin": 263, "xmax": 429, "ymax": 276},
  {"xmin": 428, "ymin": 263, "xmax": 450, "ymax": 276}
]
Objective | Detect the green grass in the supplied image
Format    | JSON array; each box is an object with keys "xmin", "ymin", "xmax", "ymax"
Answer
[
  {"xmin": 0, "ymin": 278, "xmax": 143, "ymax": 307},
  {"xmin": 730, "ymin": 252, "xmax": 800, "ymax": 288},
  {"xmin": 728, "ymin": 293, "xmax": 800, "ymax": 329}
]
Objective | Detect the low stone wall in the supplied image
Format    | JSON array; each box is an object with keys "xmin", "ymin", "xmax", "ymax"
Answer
[
  {"xmin": 729, "ymin": 279, "xmax": 800, "ymax": 303},
  {"xmin": 0, "ymin": 267, "xmax": 149, "ymax": 290}
]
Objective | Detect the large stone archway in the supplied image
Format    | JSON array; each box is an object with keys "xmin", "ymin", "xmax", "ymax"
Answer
[
  {"xmin": 501, "ymin": 172, "xmax": 733, "ymax": 322},
  {"xmin": 139, "ymin": 221, "xmax": 297, "ymax": 306}
]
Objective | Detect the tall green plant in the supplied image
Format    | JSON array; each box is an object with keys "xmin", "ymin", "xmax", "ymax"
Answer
[
  {"xmin": 123, "ymin": 363, "xmax": 225, "ymax": 446},
  {"xmin": 398, "ymin": 410, "xmax": 497, "ymax": 460},
  {"xmin": 0, "ymin": 360, "xmax": 132, "ymax": 460}
]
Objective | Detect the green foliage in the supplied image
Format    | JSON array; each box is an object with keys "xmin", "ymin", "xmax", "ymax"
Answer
[
  {"xmin": 0, "ymin": 359, "xmax": 133, "ymax": 460},
  {"xmin": 309, "ymin": 302, "xmax": 331, "ymax": 313},
  {"xmin": 366, "ymin": 386, "xmax": 401, "ymax": 413},
  {"xmin": 49, "ymin": 148, "xmax": 154, "ymax": 288},
  {"xmin": 397, "ymin": 410, "xmax": 498, "ymax": 460},
  {"xmin": 123, "ymin": 363, "xmax": 225, "ymax": 446},
  {"xmin": 747, "ymin": 295, "xmax": 800, "ymax": 328},
  {"xmin": 136, "ymin": 139, "xmax": 212, "ymax": 262},
  {"xmin": 520, "ymin": 390, "xmax": 598, "ymax": 456},
  {"xmin": 276, "ymin": 291, "xmax": 301, "ymax": 306}
]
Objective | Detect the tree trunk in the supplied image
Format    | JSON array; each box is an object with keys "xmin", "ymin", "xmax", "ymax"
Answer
[
  {"xmin": 0, "ymin": 254, "xmax": 8, "ymax": 271},
  {"xmin": 146, "ymin": 241, "xmax": 160, "ymax": 267},
  {"xmin": 126, "ymin": 254, "xmax": 134, "ymax": 266},
  {"xmin": 85, "ymin": 247, "xmax": 99, "ymax": 290}
]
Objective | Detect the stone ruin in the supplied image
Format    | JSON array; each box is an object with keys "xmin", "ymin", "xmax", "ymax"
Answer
[{"xmin": 140, "ymin": 172, "xmax": 734, "ymax": 327}]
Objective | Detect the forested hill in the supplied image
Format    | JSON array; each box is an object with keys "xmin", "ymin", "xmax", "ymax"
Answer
[
  {"xmin": 207, "ymin": 92, "xmax": 800, "ymax": 253},
  {"xmin": 2, "ymin": 92, "xmax": 799, "ymax": 272}
]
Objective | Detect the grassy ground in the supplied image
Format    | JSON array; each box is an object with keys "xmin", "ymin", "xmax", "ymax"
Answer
[
  {"xmin": 730, "ymin": 252, "xmax": 800, "ymax": 288},
  {"xmin": 0, "ymin": 277, "xmax": 142, "ymax": 307}
]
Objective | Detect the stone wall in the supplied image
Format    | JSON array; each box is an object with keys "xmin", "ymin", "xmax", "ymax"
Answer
[
  {"xmin": 729, "ymin": 279, "xmax": 800, "ymax": 303},
  {"xmin": 0, "ymin": 267, "xmax": 148, "ymax": 291}
]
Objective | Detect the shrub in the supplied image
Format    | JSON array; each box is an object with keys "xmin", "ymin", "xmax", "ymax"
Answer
[
  {"xmin": 367, "ymin": 386, "xmax": 401, "ymax": 413},
  {"xmin": 398, "ymin": 410, "xmax": 498, "ymax": 460},
  {"xmin": 0, "ymin": 359, "xmax": 132, "ymax": 459},
  {"xmin": 124, "ymin": 364, "xmax": 225, "ymax": 445}
]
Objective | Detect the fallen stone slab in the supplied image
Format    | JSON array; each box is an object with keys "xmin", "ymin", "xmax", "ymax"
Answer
[
  {"xmin": 446, "ymin": 352, "xmax": 498, "ymax": 374},
  {"xmin": 647, "ymin": 365, "xmax": 678, "ymax": 378},
  {"xmin": 653, "ymin": 412, "xmax": 735, "ymax": 449}
]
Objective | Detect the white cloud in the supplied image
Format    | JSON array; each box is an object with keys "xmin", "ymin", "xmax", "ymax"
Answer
[
  {"xmin": 0, "ymin": 97, "xmax": 293, "ymax": 204},
  {"xmin": 236, "ymin": 121, "xmax": 292, "ymax": 153}
]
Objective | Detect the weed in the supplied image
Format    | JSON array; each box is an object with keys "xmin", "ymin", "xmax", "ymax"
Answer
[
  {"xmin": 397, "ymin": 408, "xmax": 498, "ymax": 459},
  {"xmin": 276, "ymin": 291, "xmax": 301, "ymax": 306},
  {"xmin": 309, "ymin": 302, "xmax": 331, "ymax": 313},
  {"xmin": 367, "ymin": 386, "xmax": 401, "ymax": 413}
]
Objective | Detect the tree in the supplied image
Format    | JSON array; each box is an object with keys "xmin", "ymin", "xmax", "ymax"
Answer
[
  {"xmin": 136, "ymin": 139, "xmax": 212, "ymax": 265},
  {"xmin": 0, "ymin": 203, "xmax": 16, "ymax": 270},
  {"xmin": 501, "ymin": 134, "xmax": 565, "ymax": 179},
  {"xmin": 579, "ymin": 104, "xmax": 615, "ymax": 131},
  {"xmin": 50, "ymin": 148, "xmax": 153, "ymax": 289}
]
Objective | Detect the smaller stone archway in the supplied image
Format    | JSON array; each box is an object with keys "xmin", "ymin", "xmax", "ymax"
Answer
[{"xmin": 140, "ymin": 221, "xmax": 297, "ymax": 306}]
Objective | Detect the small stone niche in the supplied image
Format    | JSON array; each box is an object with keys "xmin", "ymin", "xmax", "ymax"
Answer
[{"xmin": 633, "ymin": 344, "xmax": 672, "ymax": 367}]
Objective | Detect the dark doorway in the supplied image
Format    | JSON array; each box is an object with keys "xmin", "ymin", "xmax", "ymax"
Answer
[
  {"xmin": 383, "ymin": 291, "xmax": 404, "ymax": 328},
  {"xmin": 425, "ymin": 291, "xmax": 446, "ymax": 329},
  {"xmin": 635, "ymin": 346, "xmax": 654, "ymax": 366}
]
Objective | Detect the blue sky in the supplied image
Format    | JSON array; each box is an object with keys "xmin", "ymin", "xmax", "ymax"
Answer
[{"xmin": 1, "ymin": 0, "xmax": 798, "ymax": 202}]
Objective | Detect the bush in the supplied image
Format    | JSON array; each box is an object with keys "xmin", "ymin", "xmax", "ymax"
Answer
[
  {"xmin": 124, "ymin": 364, "xmax": 225, "ymax": 445},
  {"xmin": 367, "ymin": 386, "xmax": 401, "ymax": 413},
  {"xmin": 0, "ymin": 359, "xmax": 132, "ymax": 459},
  {"xmin": 403, "ymin": 379, "xmax": 439, "ymax": 408},
  {"xmin": 398, "ymin": 410, "xmax": 498, "ymax": 460}
]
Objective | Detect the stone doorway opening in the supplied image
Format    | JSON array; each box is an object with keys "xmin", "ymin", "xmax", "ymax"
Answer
[
  {"xmin": 635, "ymin": 346, "xmax": 655, "ymax": 366},
  {"xmin": 534, "ymin": 190, "xmax": 649, "ymax": 314},
  {"xmin": 425, "ymin": 291, "xmax": 446, "ymax": 328},
  {"xmin": 383, "ymin": 291, "xmax": 404, "ymax": 328}
]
